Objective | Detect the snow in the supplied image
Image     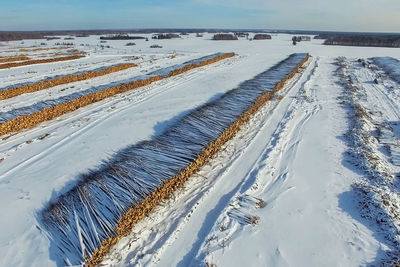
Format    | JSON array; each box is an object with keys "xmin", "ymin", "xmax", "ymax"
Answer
[{"xmin": 0, "ymin": 33, "xmax": 400, "ymax": 266}]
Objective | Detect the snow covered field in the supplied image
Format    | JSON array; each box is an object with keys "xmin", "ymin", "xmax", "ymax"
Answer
[{"xmin": 0, "ymin": 33, "xmax": 400, "ymax": 266}]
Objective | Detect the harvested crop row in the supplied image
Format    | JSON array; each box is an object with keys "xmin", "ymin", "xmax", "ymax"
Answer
[
  {"xmin": 0, "ymin": 55, "xmax": 84, "ymax": 69},
  {"xmin": 39, "ymin": 53, "xmax": 309, "ymax": 266},
  {"xmin": 0, "ymin": 53, "xmax": 234, "ymax": 136},
  {"xmin": 0, "ymin": 63, "xmax": 137, "ymax": 100},
  {"xmin": 0, "ymin": 55, "xmax": 30, "ymax": 63},
  {"xmin": 18, "ymin": 46, "xmax": 70, "ymax": 53},
  {"xmin": 98, "ymin": 54, "xmax": 310, "ymax": 265},
  {"xmin": 90, "ymin": 54, "xmax": 310, "ymax": 266}
]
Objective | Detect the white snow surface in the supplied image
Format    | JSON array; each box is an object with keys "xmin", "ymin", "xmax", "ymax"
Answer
[{"xmin": 0, "ymin": 33, "xmax": 400, "ymax": 267}]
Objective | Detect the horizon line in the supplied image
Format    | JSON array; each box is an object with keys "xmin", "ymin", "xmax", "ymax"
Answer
[{"xmin": 0, "ymin": 27, "xmax": 399, "ymax": 35}]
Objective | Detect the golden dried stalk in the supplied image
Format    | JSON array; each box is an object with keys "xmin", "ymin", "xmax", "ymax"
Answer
[
  {"xmin": 0, "ymin": 55, "xmax": 30, "ymax": 63},
  {"xmin": 0, "ymin": 63, "xmax": 137, "ymax": 100},
  {"xmin": 85, "ymin": 54, "xmax": 310, "ymax": 267},
  {"xmin": 0, "ymin": 55, "xmax": 84, "ymax": 69}
]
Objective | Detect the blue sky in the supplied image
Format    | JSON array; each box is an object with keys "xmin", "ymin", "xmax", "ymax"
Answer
[{"xmin": 0, "ymin": 0, "xmax": 399, "ymax": 32}]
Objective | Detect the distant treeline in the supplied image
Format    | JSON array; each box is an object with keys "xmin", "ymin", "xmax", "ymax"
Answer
[
  {"xmin": 323, "ymin": 35, "xmax": 400, "ymax": 48},
  {"xmin": 2, "ymin": 30, "xmax": 400, "ymax": 44},
  {"xmin": 253, "ymin": 34, "xmax": 272, "ymax": 40},
  {"xmin": 212, "ymin": 34, "xmax": 238, "ymax": 40},
  {"xmin": 100, "ymin": 34, "xmax": 146, "ymax": 40},
  {"xmin": 0, "ymin": 32, "xmax": 45, "ymax": 41},
  {"xmin": 152, "ymin": 33, "xmax": 180, "ymax": 39}
]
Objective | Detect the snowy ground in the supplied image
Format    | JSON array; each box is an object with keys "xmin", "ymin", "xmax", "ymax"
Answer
[{"xmin": 0, "ymin": 33, "xmax": 400, "ymax": 266}]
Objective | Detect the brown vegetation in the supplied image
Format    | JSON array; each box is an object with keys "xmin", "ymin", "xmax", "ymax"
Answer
[
  {"xmin": 212, "ymin": 34, "xmax": 238, "ymax": 40},
  {"xmin": 0, "ymin": 55, "xmax": 84, "ymax": 69},
  {"xmin": 85, "ymin": 54, "xmax": 310, "ymax": 267},
  {"xmin": 253, "ymin": 34, "xmax": 272, "ymax": 40},
  {"xmin": 0, "ymin": 63, "xmax": 137, "ymax": 100},
  {"xmin": 0, "ymin": 53, "xmax": 235, "ymax": 136},
  {"xmin": 0, "ymin": 55, "xmax": 30, "ymax": 63},
  {"xmin": 100, "ymin": 34, "xmax": 146, "ymax": 40},
  {"xmin": 166, "ymin": 53, "xmax": 234, "ymax": 77},
  {"xmin": 16, "ymin": 47, "xmax": 69, "ymax": 53}
]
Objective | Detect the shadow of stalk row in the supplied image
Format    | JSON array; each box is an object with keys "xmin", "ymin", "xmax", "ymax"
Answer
[{"xmin": 40, "ymin": 53, "xmax": 309, "ymax": 266}]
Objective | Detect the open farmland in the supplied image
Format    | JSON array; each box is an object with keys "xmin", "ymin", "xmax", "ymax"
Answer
[{"xmin": 0, "ymin": 33, "xmax": 400, "ymax": 267}]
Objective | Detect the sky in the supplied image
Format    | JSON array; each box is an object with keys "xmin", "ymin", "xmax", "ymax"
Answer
[{"xmin": 0, "ymin": 0, "xmax": 399, "ymax": 32}]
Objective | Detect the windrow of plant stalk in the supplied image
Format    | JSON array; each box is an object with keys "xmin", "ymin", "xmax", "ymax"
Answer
[
  {"xmin": 0, "ymin": 54, "xmax": 84, "ymax": 69},
  {"xmin": 0, "ymin": 53, "xmax": 234, "ymax": 136},
  {"xmin": 41, "ymin": 53, "xmax": 309, "ymax": 266},
  {"xmin": 0, "ymin": 55, "xmax": 30, "ymax": 63},
  {"xmin": 0, "ymin": 63, "xmax": 137, "ymax": 100}
]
